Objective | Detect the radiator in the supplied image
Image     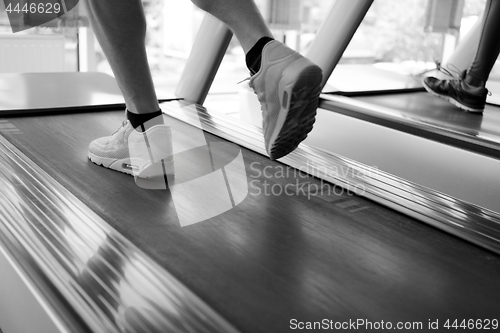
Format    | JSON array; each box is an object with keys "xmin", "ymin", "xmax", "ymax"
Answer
[{"xmin": 0, "ymin": 34, "xmax": 65, "ymax": 73}]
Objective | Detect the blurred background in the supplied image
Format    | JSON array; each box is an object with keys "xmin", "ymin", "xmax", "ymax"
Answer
[{"xmin": 0, "ymin": 0, "xmax": 492, "ymax": 115}]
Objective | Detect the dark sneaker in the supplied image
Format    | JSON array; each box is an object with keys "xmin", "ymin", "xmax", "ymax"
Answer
[{"xmin": 422, "ymin": 73, "xmax": 488, "ymax": 113}]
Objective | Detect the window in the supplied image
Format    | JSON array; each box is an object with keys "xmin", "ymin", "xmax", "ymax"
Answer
[{"xmin": 0, "ymin": 0, "xmax": 83, "ymax": 72}]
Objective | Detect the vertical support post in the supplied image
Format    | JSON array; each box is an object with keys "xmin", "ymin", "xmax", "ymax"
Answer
[
  {"xmin": 77, "ymin": 3, "xmax": 96, "ymax": 72},
  {"xmin": 175, "ymin": 14, "xmax": 233, "ymax": 105},
  {"xmin": 305, "ymin": 0, "xmax": 373, "ymax": 89},
  {"xmin": 78, "ymin": 27, "xmax": 97, "ymax": 72}
]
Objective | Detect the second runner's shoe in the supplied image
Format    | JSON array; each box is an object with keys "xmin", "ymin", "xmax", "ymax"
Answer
[{"xmin": 422, "ymin": 72, "xmax": 488, "ymax": 113}]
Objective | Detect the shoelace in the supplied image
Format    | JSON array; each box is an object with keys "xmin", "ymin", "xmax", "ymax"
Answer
[
  {"xmin": 237, "ymin": 75, "xmax": 267, "ymax": 119},
  {"xmin": 237, "ymin": 76, "xmax": 251, "ymax": 85},
  {"xmin": 414, "ymin": 60, "xmax": 462, "ymax": 79},
  {"xmin": 111, "ymin": 120, "xmax": 129, "ymax": 137},
  {"xmin": 237, "ymin": 76, "xmax": 259, "ymax": 98}
]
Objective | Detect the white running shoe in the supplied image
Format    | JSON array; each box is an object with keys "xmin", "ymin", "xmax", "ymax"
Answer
[
  {"xmin": 88, "ymin": 118, "xmax": 174, "ymax": 179},
  {"xmin": 249, "ymin": 40, "xmax": 322, "ymax": 160}
]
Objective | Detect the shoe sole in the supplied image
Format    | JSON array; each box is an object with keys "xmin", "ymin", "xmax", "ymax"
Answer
[
  {"xmin": 267, "ymin": 58, "xmax": 322, "ymax": 160},
  {"xmin": 88, "ymin": 152, "xmax": 174, "ymax": 179},
  {"xmin": 422, "ymin": 80, "xmax": 484, "ymax": 113}
]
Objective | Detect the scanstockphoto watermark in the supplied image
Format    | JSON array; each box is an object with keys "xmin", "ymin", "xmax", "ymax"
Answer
[
  {"xmin": 2, "ymin": 0, "xmax": 79, "ymax": 33},
  {"xmin": 248, "ymin": 161, "xmax": 378, "ymax": 198},
  {"xmin": 290, "ymin": 319, "xmax": 424, "ymax": 330}
]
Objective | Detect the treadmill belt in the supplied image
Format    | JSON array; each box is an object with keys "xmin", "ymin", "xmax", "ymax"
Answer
[{"xmin": 2, "ymin": 108, "xmax": 500, "ymax": 332}]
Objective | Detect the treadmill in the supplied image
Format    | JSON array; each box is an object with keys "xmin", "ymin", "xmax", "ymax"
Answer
[{"xmin": 1, "ymin": 2, "xmax": 500, "ymax": 333}]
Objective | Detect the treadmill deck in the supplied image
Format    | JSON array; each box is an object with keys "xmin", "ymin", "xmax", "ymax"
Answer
[{"xmin": 1, "ymin": 104, "xmax": 500, "ymax": 332}]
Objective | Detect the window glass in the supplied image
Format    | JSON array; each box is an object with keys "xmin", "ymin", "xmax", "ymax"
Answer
[
  {"xmin": 0, "ymin": 0, "xmax": 81, "ymax": 72},
  {"xmin": 94, "ymin": 1, "xmax": 204, "ymax": 98},
  {"xmin": 0, "ymin": 0, "xmax": 491, "ymax": 110},
  {"xmin": 204, "ymin": 0, "xmax": 489, "ymax": 115},
  {"xmin": 145, "ymin": 0, "xmax": 204, "ymax": 97},
  {"xmin": 339, "ymin": 0, "xmax": 486, "ymax": 76}
]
